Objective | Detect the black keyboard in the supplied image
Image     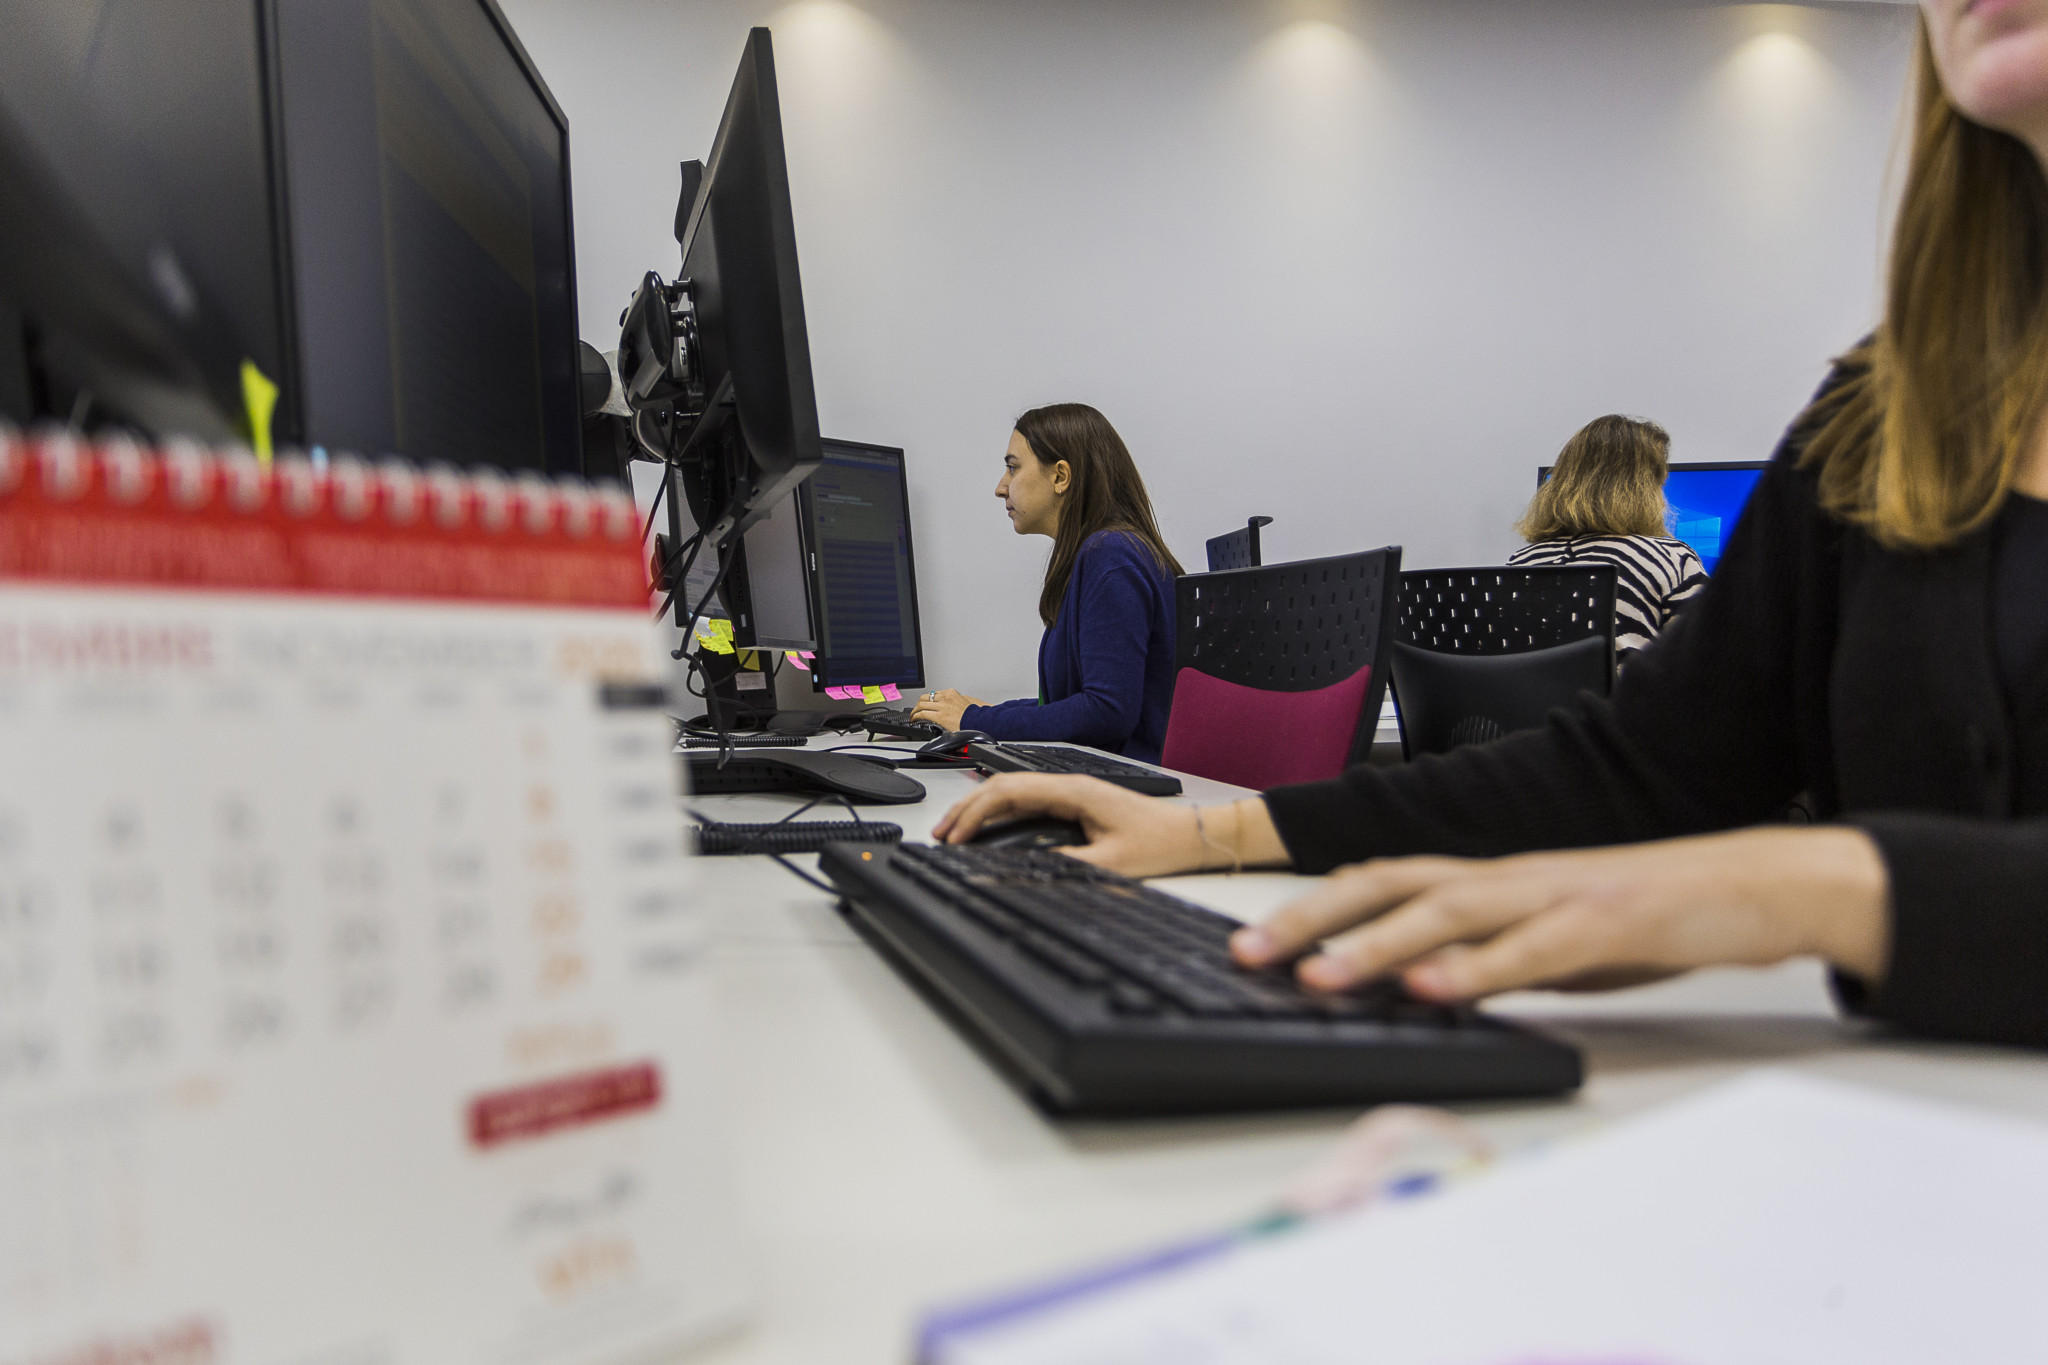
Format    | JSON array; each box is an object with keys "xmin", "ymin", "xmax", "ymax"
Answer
[
  {"xmin": 967, "ymin": 741, "xmax": 1182, "ymax": 796},
  {"xmin": 861, "ymin": 708, "xmax": 943, "ymax": 740},
  {"xmin": 819, "ymin": 842, "xmax": 1582, "ymax": 1114}
]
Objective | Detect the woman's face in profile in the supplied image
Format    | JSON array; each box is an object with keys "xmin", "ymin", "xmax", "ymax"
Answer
[
  {"xmin": 1924, "ymin": 0, "xmax": 2048, "ymax": 143},
  {"xmin": 994, "ymin": 431, "xmax": 1066, "ymax": 538}
]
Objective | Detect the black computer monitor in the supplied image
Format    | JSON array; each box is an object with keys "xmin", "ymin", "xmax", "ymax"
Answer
[
  {"xmin": 0, "ymin": 0, "xmax": 276, "ymax": 439},
  {"xmin": 0, "ymin": 0, "xmax": 583, "ymax": 475},
  {"xmin": 676, "ymin": 30, "xmax": 820, "ymax": 539},
  {"xmin": 619, "ymin": 28, "xmax": 823, "ymax": 667},
  {"xmin": 800, "ymin": 439, "xmax": 925, "ymax": 692},
  {"xmin": 1535, "ymin": 460, "xmax": 1766, "ymax": 574},
  {"xmin": 272, "ymin": 0, "xmax": 582, "ymax": 474},
  {"xmin": 712, "ymin": 482, "xmax": 817, "ymax": 651}
]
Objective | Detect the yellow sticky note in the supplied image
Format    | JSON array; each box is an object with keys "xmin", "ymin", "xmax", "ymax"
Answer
[
  {"xmin": 694, "ymin": 618, "xmax": 735, "ymax": 654},
  {"xmin": 737, "ymin": 649, "xmax": 758, "ymax": 670},
  {"xmin": 860, "ymin": 684, "xmax": 885, "ymax": 704},
  {"xmin": 240, "ymin": 359, "xmax": 279, "ymax": 464}
]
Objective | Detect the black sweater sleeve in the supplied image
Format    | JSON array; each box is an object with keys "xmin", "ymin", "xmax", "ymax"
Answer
[
  {"xmin": 1264, "ymin": 430, "xmax": 1837, "ymax": 872},
  {"xmin": 1843, "ymin": 813, "xmax": 2048, "ymax": 1047}
]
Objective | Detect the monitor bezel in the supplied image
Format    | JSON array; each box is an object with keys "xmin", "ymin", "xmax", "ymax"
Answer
[
  {"xmin": 801, "ymin": 437, "xmax": 926, "ymax": 693},
  {"xmin": 1537, "ymin": 459, "xmax": 1768, "ymax": 487}
]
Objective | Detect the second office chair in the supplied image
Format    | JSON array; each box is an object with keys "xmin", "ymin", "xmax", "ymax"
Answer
[
  {"xmin": 1160, "ymin": 546, "xmax": 1402, "ymax": 790},
  {"xmin": 1388, "ymin": 565, "xmax": 1617, "ymax": 759},
  {"xmin": 1204, "ymin": 516, "xmax": 1274, "ymax": 572}
]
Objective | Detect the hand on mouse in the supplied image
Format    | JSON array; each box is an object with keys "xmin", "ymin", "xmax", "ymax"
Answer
[
  {"xmin": 909, "ymin": 688, "xmax": 981, "ymax": 732},
  {"xmin": 933, "ymin": 774, "xmax": 1292, "ymax": 879},
  {"xmin": 1229, "ymin": 826, "xmax": 1891, "ymax": 1004}
]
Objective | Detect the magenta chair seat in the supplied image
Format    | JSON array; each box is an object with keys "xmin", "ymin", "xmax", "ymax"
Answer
[
  {"xmin": 1158, "ymin": 546, "xmax": 1401, "ymax": 792},
  {"xmin": 1161, "ymin": 663, "xmax": 1375, "ymax": 790}
]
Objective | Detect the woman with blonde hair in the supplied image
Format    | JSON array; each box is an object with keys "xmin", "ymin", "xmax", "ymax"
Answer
[
  {"xmin": 936, "ymin": 2, "xmax": 2048, "ymax": 1049},
  {"xmin": 1510, "ymin": 414, "xmax": 1707, "ymax": 661}
]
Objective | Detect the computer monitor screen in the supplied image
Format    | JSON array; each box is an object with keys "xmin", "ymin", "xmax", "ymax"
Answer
[
  {"xmin": 800, "ymin": 439, "xmax": 924, "ymax": 690},
  {"xmin": 0, "ymin": 0, "xmax": 282, "ymax": 437},
  {"xmin": 1535, "ymin": 460, "xmax": 1765, "ymax": 574},
  {"xmin": 272, "ymin": 0, "xmax": 581, "ymax": 473},
  {"xmin": 1661, "ymin": 463, "xmax": 1765, "ymax": 572}
]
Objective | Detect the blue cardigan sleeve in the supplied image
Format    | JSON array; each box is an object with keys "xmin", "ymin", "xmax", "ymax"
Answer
[{"xmin": 961, "ymin": 550, "xmax": 1157, "ymax": 749}]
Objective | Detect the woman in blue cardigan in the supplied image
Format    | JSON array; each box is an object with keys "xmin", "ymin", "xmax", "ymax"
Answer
[{"xmin": 910, "ymin": 403, "xmax": 1183, "ymax": 763}]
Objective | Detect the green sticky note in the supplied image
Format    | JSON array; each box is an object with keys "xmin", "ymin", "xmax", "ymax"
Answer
[
  {"xmin": 861, "ymin": 684, "xmax": 885, "ymax": 704},
  {"xmin": 240, "ymin": 359, "xmax": 278, "ymax": 464}
]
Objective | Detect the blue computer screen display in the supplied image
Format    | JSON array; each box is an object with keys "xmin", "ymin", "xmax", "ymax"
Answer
[
  {"xmin": 1536, "ymin": 462, "xmax": 1765, "ymax": 574},
  {"xmin": 1662, "ymin": 466, "xmax": 1764, "ymax": 573}
]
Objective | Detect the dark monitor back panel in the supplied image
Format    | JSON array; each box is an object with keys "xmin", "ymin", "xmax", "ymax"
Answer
[
  {"xmin": 677, "ymin": 28, "xmax": 819, "ymax": 506},
  {"xmin": 802, "ymin": 438, "xmax": 924, "ymax": 691},
  {"xmin": 1534, "ymin": 460, "xmax": 1765, "ymax": 574},
  {"xmin": 272, "ymin": 0, "xmax": 580, "ymax": 473},
  {"xmin": 0, "ymin": 0, "xmax": 284, "ymax": 435}
]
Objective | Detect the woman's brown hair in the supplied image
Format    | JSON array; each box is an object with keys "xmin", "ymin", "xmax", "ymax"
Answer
[
  {"xmin": 1515, "ymin": 414, "xmax": 1673, "ymax": 542},
  {"xmin": 1797, "ymin": 20, "xmax": 2048, "ymax": 548},
  {"xmin": 1014, "ymin": 403, "xmax": 1184, "ymax": 626}
]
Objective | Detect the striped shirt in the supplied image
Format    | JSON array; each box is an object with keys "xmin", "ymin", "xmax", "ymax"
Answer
[{"xmin": 1507, "ymin": 534, "xmax": 1708, "ymax": 661}]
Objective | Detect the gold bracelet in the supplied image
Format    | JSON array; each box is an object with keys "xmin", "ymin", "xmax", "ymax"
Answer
[{"xmin": 1192, "ymin": 805, "xmax": 1241, "ymax": 875}]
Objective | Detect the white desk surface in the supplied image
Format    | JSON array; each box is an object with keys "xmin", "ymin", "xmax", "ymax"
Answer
[{"xmin": 679, "ymin": 737, "xmax": 2048, "ymax": 1364}]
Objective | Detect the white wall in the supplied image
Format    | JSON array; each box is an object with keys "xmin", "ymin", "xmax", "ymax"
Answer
[{"xmin": 501, "ymin": 0, "xmax": 1917, "ymax": 705}]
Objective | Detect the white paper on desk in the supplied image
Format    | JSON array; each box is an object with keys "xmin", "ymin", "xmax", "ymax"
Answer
[{"xmin": 935, "ymin": 1071, "xmax": 2048, "ymax": 1365}]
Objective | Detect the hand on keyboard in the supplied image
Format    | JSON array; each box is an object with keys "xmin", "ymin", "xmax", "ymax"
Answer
[
  {"xmin": 1229, "ymin": 826, "xmax": 1890, "ymax": 1006},
  {"xmin": 908, "ymin": 687, "xmax": 983, "ymax": 732}
]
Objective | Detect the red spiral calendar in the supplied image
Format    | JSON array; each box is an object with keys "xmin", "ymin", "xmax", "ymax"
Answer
[{"xmin": 0, "ymin": 429, "xmax": 747, "ymax": 1365}]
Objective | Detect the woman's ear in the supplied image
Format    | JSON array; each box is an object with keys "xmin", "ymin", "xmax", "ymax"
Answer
[{"xmin": 1051, "ymin": 460, "xmax": 1072, "ymax": 496}]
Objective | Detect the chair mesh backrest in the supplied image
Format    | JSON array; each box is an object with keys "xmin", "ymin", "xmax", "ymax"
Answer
[
  {"xmin": 1396, "ymin": 566, "xmax": 1616, "ymax": 655},
  {"xmin": 1179, "ymin": 547, "xmax": 1399, "ymax": 689},
  {"xmin": 1161, "ymin": 546, "xmax": 1402, "ymax": 787},
  {"xmin": 1204, "ymin": 516, "xmax": 1273, "ymax": 573},
  {"xmin": 1389, "ymin": 565, "xmax": 1618, "ymax": 759}
]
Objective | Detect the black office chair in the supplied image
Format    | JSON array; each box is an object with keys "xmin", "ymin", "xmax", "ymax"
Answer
[
  {"xmin": 1161, "ymin": 546, "xmax": 1401, "ymax": 789},
  {"xmin": 1389, "ymin": 566, "xmax": 1616, "ymax": 759},
  {"xmin": 1204, "ymin": 516, "xmax": 1273, "ymax": 572}
]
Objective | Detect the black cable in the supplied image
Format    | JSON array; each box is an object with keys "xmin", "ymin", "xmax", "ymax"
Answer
[
  {"xmin": 677, "ymin": 541, "xmax": 736, "ymax": 661},
  {"xmin": 692, "ymin": 818, "xmax": 903, "ymax": 855},
  {"xmin": 686, "ymin": 794, "xmax": 826, "ymax": 849},
  {"xmin": 686, "ymin": 795, "xmax": 896, "ymax": 887},
  {"xmin": 637, "ymin": 462, "xmax": 668, "ymax": 547},
  {"xmin": 650, "ymin": 527, "xmax": 706, "ymax": 624},
  {"xmin": 675, "ymin": 544, "xmax": 742, "ymax": 768},
  {"xmin": 766, "ymin": 793, "xmax": 885, "ymax": 891},
  {"xmin": 766, "ymin": 853, "xmax": 840, "ymax": 895},
  {"xmin": 649, "ymin": 485, "xmax": 744, "ymax": 769}
]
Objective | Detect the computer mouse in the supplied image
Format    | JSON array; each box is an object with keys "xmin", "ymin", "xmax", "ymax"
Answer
[
  {"xmin": 917, "ymin": 729, "xmax": 993, "ymax": 759},
  {"xmin": 964, "ymin": 816, "xmax": 1088, "ymax": 851}
]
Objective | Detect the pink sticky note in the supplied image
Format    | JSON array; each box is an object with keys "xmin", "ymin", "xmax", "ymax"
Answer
[
  {"xmin": 826, "ymin": 685, "xmax": 858, "ymax": 701},
  {"xmin": 880, "ymin": 683, "xmax": 902, "ymax": 701},
  {"xmin": 785, "ymin": 651, "xmax": 810, "ymax": 671},
  {"xmin": 801, "ymin": 651, "xmax": 816, "ymax": 660}
]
